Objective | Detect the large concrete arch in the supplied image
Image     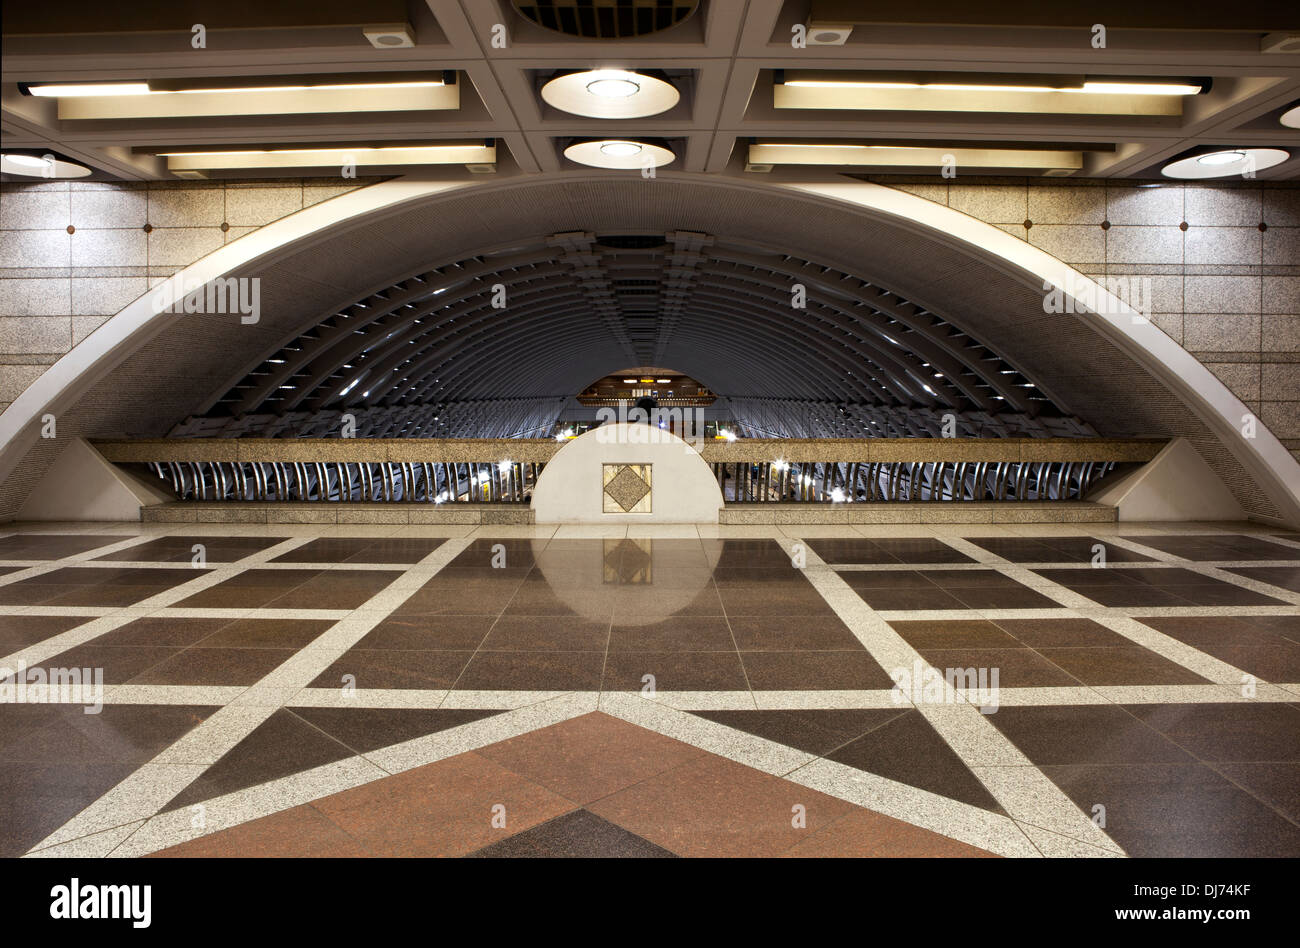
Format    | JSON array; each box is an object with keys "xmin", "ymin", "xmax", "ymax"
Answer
[{"xmin": 0, "ymin": 172, "xmax": 1296, "ymax": 526}]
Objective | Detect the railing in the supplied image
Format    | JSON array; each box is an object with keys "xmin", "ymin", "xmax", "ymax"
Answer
[
  {"xmin": 92, "ymin": 437, "xmax": 1165, "ymax": 504},
  {"xmin": 700, "ymin": 438, "xmax": 1164, "ymax": 502}
]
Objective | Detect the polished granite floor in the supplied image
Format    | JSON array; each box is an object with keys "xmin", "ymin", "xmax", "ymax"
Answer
[{"xmin": 1, "ymin": 520, "xmax": 1298, "ymax": 858}]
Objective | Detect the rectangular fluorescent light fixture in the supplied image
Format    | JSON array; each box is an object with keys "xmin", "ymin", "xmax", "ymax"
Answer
[
  {"xmin": 45, "ymin": 79, "xmax": 456, "ymax": 119},
  {"xmin": 748, "ymin": 142, "xmax": 1082, "ymax": 171},
  {"xmin": 775, "ymin": 72, "xmax": 1195, "ymax": 115},
  {"xmin": 26, "ymin": 82, "xmax": 152, "ymax": 97},
  {"xmin": 160, "ymin": 143, "xmax": 494, "ymax": 171}
]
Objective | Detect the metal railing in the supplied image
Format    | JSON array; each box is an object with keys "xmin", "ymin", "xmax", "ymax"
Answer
[{"xmin": 93, "ymin": 437, "xmax": 1165, "ymax": 505}]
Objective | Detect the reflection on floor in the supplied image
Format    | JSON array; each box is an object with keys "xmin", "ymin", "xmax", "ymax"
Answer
[{"xmin": 1, "ymin": 520, "xmax": 1298, "ymax": 858}]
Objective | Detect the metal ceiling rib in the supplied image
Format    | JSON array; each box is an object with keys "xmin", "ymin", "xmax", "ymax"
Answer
[{"xmin": 178, "ymin": 230, "xmax": 1081, "ymax": 439}]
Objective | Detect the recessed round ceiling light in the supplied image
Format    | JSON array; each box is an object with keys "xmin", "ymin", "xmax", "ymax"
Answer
[
  {"xmin": 1161, "ymin": 147, "xmax": 1289, "ymax": 179},
  {"xmin": 564, "ymin": 139, "xmax": 675, "ymax": 170},
  {"xmin": 1282, "ymin": 104, "xmax": 1300, "ymax": 129},
  {"xmin": 0, "ymin": 152, "xmax": 92, "ymax": 178},
  {"xmin": 541, "ymin": 69, "xmax": 679, "ymax": 119}
]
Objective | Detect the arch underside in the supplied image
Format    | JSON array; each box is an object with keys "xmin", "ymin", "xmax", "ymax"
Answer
[{"xmin": 0, "ymin": 175, "xmax": 1284, "ymax": 523}]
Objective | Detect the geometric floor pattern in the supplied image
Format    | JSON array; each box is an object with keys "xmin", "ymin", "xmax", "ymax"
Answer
[{"xmin": 2, "ymin": 519, "xmax": 1298, "ymax": 858}]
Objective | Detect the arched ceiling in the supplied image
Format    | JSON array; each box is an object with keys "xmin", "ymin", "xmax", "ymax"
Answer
[
  {"xmin": 0, "ymin": 172, "xmax": 1293, "ymax": 525},
  {"xmin": 175, "ymin": 229, "xmax": 1093, "ymax": 440}
]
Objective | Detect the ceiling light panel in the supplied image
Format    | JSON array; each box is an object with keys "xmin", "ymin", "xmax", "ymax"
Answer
[
  {"xmin": 1161, "ymin": 148, "xmax": 1290, "ymax": 179},
  {"xmin": 0, "ymin": 153, "xmax": 92, "ymax": 178},
  {"xmin": 47, "ymin": 80, "xmax": 458, "ymax": 120},
  {"xmin": 749, "ymin": 143, "xmax": 1081, "ymax": 171},
  {"xmin": 161, "ymin": 143, "xmax": 494, "ymax": 171},
  {"xmin": 774, "ymin": 71, "xmax": 1196, "ymax": 116},
  {"xmin": 540, "ymin": 70, "xmax": 680, "ymax": 119},
  {"xmin": 563, "ymin": 139, "xmax": 675, "ymax": 169}
]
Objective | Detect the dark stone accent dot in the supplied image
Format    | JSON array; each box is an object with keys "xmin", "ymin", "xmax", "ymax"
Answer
[
  {"xmin": 1179, "ymin": 221, "xmax": 1189, "ymax": 231},
  {"xmin": 220, "ymin": 222, "xmax": 230, "ymax": 232},
  {"xmin": 143, "ymin": 223, "xmax": 153, "ymax": 233},
  {"xmin": 1100, "ymin": 220, "xmax": 1111, "ymax": 230},
  {"xmin": 1259, "ymin": 222, "xmax": 1268, "ymax": 232},
  {"xmin": 66, "ymin": 225, "xmax": 75, "ymax": 234}
]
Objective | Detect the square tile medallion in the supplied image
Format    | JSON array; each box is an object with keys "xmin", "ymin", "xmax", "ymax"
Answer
[{"xmin": 603, "ymin": 463, "xmax": 652, "ymax": 514}]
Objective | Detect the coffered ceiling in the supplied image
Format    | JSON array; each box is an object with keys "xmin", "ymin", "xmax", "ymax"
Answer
[{"xmin": 2, "ymin": 0, "xmax": 1299, "ymax": 181}]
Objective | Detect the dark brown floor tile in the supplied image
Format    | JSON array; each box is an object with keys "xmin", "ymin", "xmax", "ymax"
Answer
[
  {"xmin": 3, "ymin": 703, "xmax": 215, "ymax": 764},
  {"xmin": 0, "ymin": 615, "xmax": 86, "ymax": 650},
  {"xmin": 273, "ymin": 537, "xmax": 446, "ymax": 565},
  {"xmin": 1064, "ymin": 585, "xmax": 1195, "ymax": 608},
  {"xmin": 715, "ymin": 582, "xmax": 836, "ymax": 616},
  {"xmin": 826, "ymin": 710, "xmax": 1005, "ymax": 813},
  {"xmin": 1198, "ymin": 645, "xmax": 1300, "ymax": 681},
  {"xmin": 921, "ymin": 569, "xmax": 1030, "ymax": 589},
  {"xmin": 588, "ymin": 751, "xmax": 857, "ymax": 857},
  {"xmin": 163, "ymin": 709, "xmax": 356, "ymax": 812},
  {"xmin": 727, "ymin": 615, "xmax": 864, "ymax": 650},
  {"xmin": 129, "ymin": 646, "xmax": 295, "ymax": 686},
  {"xmin": 264, "ymin": 570, "xmax": 402, "ymax": 609},
  {"xmin": 949, "ymin": 586, "xmax": 1061, "ymax": 609},
  {"xmin": 310, "ymin": 649, "xmax": 475, "ymax": 690},
  {"xmin": 468, "ymin": 808, "xmax": 676, "ymax": 858},
  {"xmin": 91, "ymin": 617, "xmax": 232, "ymax": 647},
  {"xmin": 891, "ymin": 619, "xmax": 1020, "ymax": 649},
  {"xmin": 193, "ymin": 618, "xmax": 335, "ymax": 649},
  {"xmin": 500, "ymin": 573, "xmax": 616, "ymax": 618},
  {"xmin": 784, "ymin": 807, "xmax": 999, "ymax": 857},
  {"xmin": 610, "ymin": 581, "xmax": 726, "ymax": 620},
  {"xmin": 1225, "ymin": 566, "xmax": 1300, "ymax": 593},
  {"xmin": 354, "ymin": 615, "xmax": 496, "ymax": 650},
  {"xmin": 849, "ymin": 586, "xmax": 967, "ymax": 611},
  {"xmin": 1040, "ymin": 762, "xmax": 1300, "ymax": 857},
  {"xmin": 740, "ymin": 650, "xmax": 896, "ymax": 690},
  {"xmin": 704, "ymin": 539, "xmax": 796, "ymax": 568},
  {"xmin": 311, "ymin": 751, "xmax": 575, "ymax": 857},
  {"xmin": 986, "ymin": 705, "xmax": 1195, "ymax": 765},
  {"xmin": 602, "ymin": 650, "xmax": 749, "ymax": 691},
  {"xmin": 1240, "ymin": 614, "xmax": 1300, "ymax": 643},
  {"xmin": 32, "ymin": 643, "xmax": 180, "ymax": 684},
  {"xmin": 151, "ymin": 803, "xmax": 371, "ymax": 857},
  {"xmin": 454, "ymin": 650, "xmax": 605, "ymax": 691},
  {"xmin": 1034, "ymin": 646, "xmax": 1210, "ymax": 686},
  {"xmin": 918, "ymin": 647, "xmax": 1082, "ymax": 687},
  {"xmin": 1167, "ymin": 584, "xmax": 1287, "ymax": 607},
  {"xmin": 289, "ymin": 706, "xmax": 503, "ymax": 755},
  {"xmin": 474, "ymin": 712, "xmax": 704, "ymax": 804},
  {"xmin": 969, "ymin": 536, "xmax": 1154, "ymax": 564},
  {"xmin": 0, "ymin": 759, "xmax": 139, "ymax": 857},
  {"xmin": 840, "ymin": 569, "xmax": 943, "ymax": 589},
  {"xmin": 174, "ymin": 569, "xmax": 320, "ymax": 607},
  {"xmin": 479, "ymin": 615, "xmax": 610, "ymax": 651},
  {"xmin": 691, "ymin": 708, "xmax": 909, "ymax": 756},
  {"xmin": 1211, "ymin": 762, "xmax": 1300, "ymax": 823},
  {"xmin": 992, "ymin": 617, "xmax": 1130, "ymax": 648},
  {"xmin": 807, "ymin": 538, "xmax": 973, "ymax": 565},
  {"xmin": 98, "ymin": 535, "xmax": 288, "ymax": 563},
  {"xmin": 393, "ymin": 571, "xmax": 529, "ymax": 616},
  {"xmin": 445, "ymin": 538, "xmax": 538, "ymax": 569},
  {"xmin": 1122, "ymin": 703, "xmax": 1300, "ymax": 762},
  {"xmin": 0, "ymin": 533, "xmax": 131, "ymax": 559},
  {"xmin": 608, "ymin": 616, "xmax": 736, "ymax": 651},
  {"xmin": 1128, "ymin": 534, "xmax": 1299, "ymax": 561}
]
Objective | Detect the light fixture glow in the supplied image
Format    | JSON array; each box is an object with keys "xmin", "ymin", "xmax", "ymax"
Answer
[
  {"xmin": 1283, "ymin": 104, "xmax": 1300, "ymax": 129},
  {"xmin": 1, "ymin": 153, "xmax": 92, "ymax": 178},
  {"xmin": 1162, "ymin": 148, "xmax": 1289, "ymax": 179},
  {"xmin": 587, "ymin": 77, "xmax": 640, "ymax": 98},
  {"xmin": 748, "ymin": 142, "xmax": 1080, "ymax": 171},
  {"xmin": 1197, "ymin": 150, "xmax": 1246, "ymax": 166},
  {"xmin": 541, "ymin": 69, "xmax": 679, "ymax": 119},
  {"xmin": 497, "ymin": 460, "xmax": 513, "ymax": 472},
  {"xmin": 160, "ymin": 143, "xmax": 494, "ymax": 171},
  {"xmin": 1076, "ymin": 81, "xmax": 1201, "ymax": 96},
  {"xmin": 599, "ymin": 141, "xmax": 643, "ymax": 157},
  {"xmin": 563, "ymin": 139, "xmax": 675, "ymax": 170},
  {"xmin": 26, "ymin": 83, "xmax": 152, "ymax": 97}
]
